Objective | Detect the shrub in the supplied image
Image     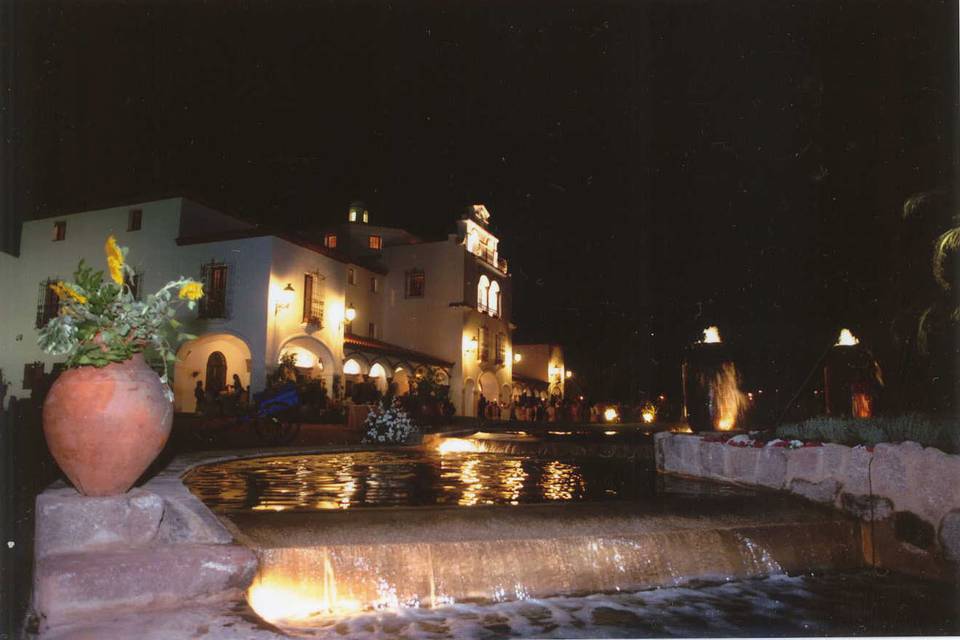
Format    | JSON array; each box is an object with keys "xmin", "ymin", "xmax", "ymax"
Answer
[
  {"xmin": 362, "ymin": 398, "xmax": 420, "ymax": 444},
  {"xmin": 773, "ymin": 414, "xmax": 959, "ymax": 453}
]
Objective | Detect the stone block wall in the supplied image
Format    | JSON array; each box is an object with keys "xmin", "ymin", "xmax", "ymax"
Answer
[{"xmin": 656, "ymin": 432, "xmax": 960, "ymax": 581}]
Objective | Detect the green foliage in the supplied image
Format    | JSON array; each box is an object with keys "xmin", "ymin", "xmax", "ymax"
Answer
[
  {"xmin": 36, "ymin": 237, "xmax": 203, "ymax": 394},
  {"xmin": 774, "ymin": 414, "xmax": 960, "ymax": 453}
]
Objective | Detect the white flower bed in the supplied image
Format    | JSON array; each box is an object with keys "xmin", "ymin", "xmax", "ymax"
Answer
[{"xmin": 362, "ymin": 399, "xmax": 420, "ymax": 444}]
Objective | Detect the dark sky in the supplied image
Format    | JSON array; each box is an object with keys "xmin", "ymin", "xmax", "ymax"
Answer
[{"xmin": 11, "ymin": 0, "xmax": 958, "ymax": 402}]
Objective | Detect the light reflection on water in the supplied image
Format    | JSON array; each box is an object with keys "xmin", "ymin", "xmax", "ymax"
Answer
[{"xmin": 185, "ymin": 450, "xmax": 649, "ymax": 512}]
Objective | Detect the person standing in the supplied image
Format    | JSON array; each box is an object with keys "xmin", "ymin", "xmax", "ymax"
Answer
[{"xmin": 194, "ymin": 380, "xmax": 205, "ymax": 414}]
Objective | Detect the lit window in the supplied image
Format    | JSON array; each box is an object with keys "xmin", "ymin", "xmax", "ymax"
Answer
[
  {"xmin": 302, "ymin": 273, "xmax": 324, "ymax": 326},
  {"xmin": 368, "ymin": 235, "xmax": 382, "ymax": 250},
  {"xmin": 349, "ymin": 210, "xmax": 357, "ymax": 222},
  {"xmin": 362, "ymin": 211, "xmax": 369, "ymax": 224},
  {"xmin": 488, "ymin": 280, "xmax": 501, "ymax": 317},
  {"xmin": 405, "ymin": 269, "xmax": 425, "ymax": 298},
  {"xmin": 477, "ymin": 275, "xmax": 490, "ymax": 312},
  {"xmin": 199, "ymin": 262, "xmax": 228, "ymax": 319},
  {"xmin": 324, "ymin": 233, "xmax": 337, "ymax": 249},
  {"xmin": 52, "ymin": 221, "xmax": 66, "ymax": 241},
  {"xmin": 343, "ymin": 359, "xmax": 361, "ymax": 375},
  {"xmin": 127, "ymin": 209, "xmax": 142, "ymax": 231},
  {"xmin": 347, "ymin": 268, "xmax": 356, "ymax": 285},
  {"xmin": 370, "ymin": 276, "xmax": 379, "ymax": 293}
]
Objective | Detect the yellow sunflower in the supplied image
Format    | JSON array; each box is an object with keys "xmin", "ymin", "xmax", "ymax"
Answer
[
  {"xmin": 104, "ymin": 235, "xmax": 124, "ymax": 285},
  {"xmin": 178, "ymin": 281, "xmax": 204, "ymax": 301},
  {"xmin": 50, "ymin": 281, "xmax": 88, "ymax": 305}
]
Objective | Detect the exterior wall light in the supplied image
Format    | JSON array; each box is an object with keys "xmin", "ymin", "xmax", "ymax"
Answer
[
  {"xmin": 565, "ymin": 370, "xmax": 573, "ymax": 379},
  {"xmin": 513, "ymin": 352, "xmax": 522, "ymax": 363},
  {"xmin": 345, "ymin": 305, "xmax": 357, "ymax": 322},
  {"xmin": 275, "ymin": 283, "xmax": 295, "ymax": 315}
]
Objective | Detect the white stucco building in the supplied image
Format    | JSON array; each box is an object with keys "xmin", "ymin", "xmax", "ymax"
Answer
[{"xmin": 0, "ymin": 197, "xmax": 537, "ymax": 417}]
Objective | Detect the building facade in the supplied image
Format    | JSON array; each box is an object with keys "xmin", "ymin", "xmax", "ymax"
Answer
[{"xmin": 0, "ymin": 198, "xmax": 540, "ymax": 417}]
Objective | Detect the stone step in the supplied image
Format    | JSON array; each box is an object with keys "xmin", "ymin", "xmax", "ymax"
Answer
[{"xmin": 33, "ymin": 544, "xmax": 257, "ymax": 631}]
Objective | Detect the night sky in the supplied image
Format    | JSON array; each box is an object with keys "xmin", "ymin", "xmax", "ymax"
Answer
[{"xmin": 10, "ymin": 0, "xmax": 958, "ymax": 404}]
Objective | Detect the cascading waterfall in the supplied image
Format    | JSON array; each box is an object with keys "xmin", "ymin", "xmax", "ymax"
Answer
[{"xmin": 245, "ymin": 521, "xmax": 860, "ymax": 632}]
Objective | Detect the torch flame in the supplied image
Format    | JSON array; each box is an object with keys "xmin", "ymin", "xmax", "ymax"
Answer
[
  {"xmin": 836, "ymin": 328, "xmax": 859, "ymax": 346},
  {"xmin": 714, "ymin": 362, "xmax": 748, "ymax": 431},
  {"xmin": 603, "ymin": 407, "xmax": 619, "ymax": 422},
  {"xmin": 702, "ymin": 326, "xmax": 722, "ymax": 344}
]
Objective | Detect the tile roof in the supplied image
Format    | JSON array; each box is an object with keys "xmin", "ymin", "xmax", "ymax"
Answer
[{"xmin": 344, "ymin": 333, "xmax": 453, "ymax": 368}]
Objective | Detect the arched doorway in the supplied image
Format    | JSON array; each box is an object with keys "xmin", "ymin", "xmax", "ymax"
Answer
[
  {"xmin": 205, "ymin": 352, "xmax": 227, "ymax": 396},
  {"xmin": 173, "ymin": 332, "xmax": 253, "ymax": 413},
  {"xmin": 478, "ymin": 371, "xmax": 498, "ymax": 403}
]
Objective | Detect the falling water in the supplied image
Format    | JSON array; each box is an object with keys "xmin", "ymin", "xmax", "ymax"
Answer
[{"xmin": 244, "ymin": 521, "xmax": 861, "ymax": 632}]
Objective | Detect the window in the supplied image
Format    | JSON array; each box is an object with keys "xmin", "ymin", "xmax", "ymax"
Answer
[
  {"xmin": 478, "ymin": 326, "xmax": 490, "ymax": 363},
  {"xmin": 302, "ymin": 273, "xmax": 324, "ymax": 326},
  {"xmin": 324, "ymin": 233, "xmax": 337, "ymax": 249},
  {"xmin": 22, "ymin": 362, "xmax": 45, "ymax": 391},
  {"xmin": 405, "ymin": 269, "xmax": 425, "ymax": 298},
  {"xmin": 52, "ymin": 221, "xmax": 66, "ymax": 241},
  {"xmin": 362, "ymin": 211, "xmax": 369, "ymax": 224},
  {"xmin": 368, "ymin": 235, "xmax": 382, "ymax": 250},
  {"xmin": 36, "ymin": 279, "xmax": 60, "ymax": 327},
  {"xmin": 477, "ymin": 275, "xmax": 490, "ymax": 312},
  {"xmin": 128, "ymin": 208, "xmax": 143, "ymax": 231},
  {"xmin": 347, "ymin": 268, "xmax": 356, "ymax": 285},
  {"xmin": 370, "ymin": 276, "xmax": 379, "ymax": 293},
  {"xmin": 349, "ymin": 210, "xmax": 357, "ymax": 222},
  {"xmin": 368, "ymin": 322, "xmax": 376, "ymax": 338},
  {"xmin": 488, "ymin": 280, "xmax": 501, "ymax": 317},
  {"xmin": 495, "ymin": 333, "xmax": 506, "ymax": 365},
  {"xmin": 199, "ymin": 261, "xmax": 228, "ymax": 319},
  {"xmin": 125, "ymin": 271, "xmax": 143, "ymax": 300}
]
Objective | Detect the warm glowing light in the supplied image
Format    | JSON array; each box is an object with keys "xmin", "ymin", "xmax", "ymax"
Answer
[
  {"xmin": 247, "ymin": 562, "xmax": 363, "ymax": 625},
  {"xmin": 836, "ymin": 328, "xmax": 859, "ymax": 346},
  {"xmin": 344, "ymin": 305, "xmax": 357, "ymax": 322},
  {"xmin": 513, "ymin": 352, "xmax": 522, "ymax": 363},
  {"xmin": 603, "ymin": 408, "xmax": 618, "ymax": 422},
  {"xmin": 369, "ymin": 363, "xmax": 386, "ymax": 378},
  {"xmin": 565, "ymin": 370, "xmax": 573, "ymax": 379},
  {"xmin": 280, "ymin": 347, "xmax": 316, "ymax": 369},
  {"xmin": 702, "ymin": 326, "xmax": 722, "ymax": 343},
  {"xmin": 437, "ymin": 438, "xmax": 482, "ymax": 454},
  {"xmin": 343, "ymin": 359, "xmax": 361, "ymax": 375},
  {"xmin": 671, "ymin": 424, "xmax": 694, "ymax": 434},
  {"xmin": 252, "ymin": 504, "xmax": 288, "ymax": 512},
  {"xmin": 714, "ymin": 362, "xmax": 747, "ymax": 431},
  {"xmin": 641, "ymin": 410, "xmax": 655, "ymax": 424},
  {"xmin": 852, "ymin": 393, "xmax": 872, "ymax": 418},
  {"xmin": 604, "ymin": 430, "xmax": 617, "ymax": 436}
]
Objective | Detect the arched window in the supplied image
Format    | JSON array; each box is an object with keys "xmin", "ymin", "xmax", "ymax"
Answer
[
  {"xmin": 343, "ymin": 359, "xmax": 362, "ymax": 375},
  {"xmin": 487, "ymin": 280, "xmax": 500, "ymax": 317},
  {"xmin": 369, "ymin": 363, "xmax": 386, "ymax": 379},
  {"xmin": 477, "ymin": 275, "xmax": 490, "ymax": 312}
]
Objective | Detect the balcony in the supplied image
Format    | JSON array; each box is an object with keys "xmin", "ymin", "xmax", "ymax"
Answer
[{"xmin": 471, "ymin": 246, "xmax": 508, "ymax": 274}]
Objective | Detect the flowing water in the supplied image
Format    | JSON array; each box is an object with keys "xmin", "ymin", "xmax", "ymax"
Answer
[
  {"xmin": 252, "ymin": 571, "xmax": 958, "ymax": 638},
  {"xmin": 185, "ymin": 443, "xmax": 958, "ymax": 637}
]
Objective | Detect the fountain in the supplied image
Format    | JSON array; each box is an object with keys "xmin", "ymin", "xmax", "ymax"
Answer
[
  {"xmin": 682, "ymin": 326, "xmax": 749, "ymax": 431},
  {"xmin": 184, "ymin": 435, "xmax": 868, "ymax": 635}
]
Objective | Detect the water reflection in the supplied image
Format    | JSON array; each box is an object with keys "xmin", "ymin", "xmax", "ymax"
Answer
[{"xmin": 185, "ymin": 450, "xmax": 644, "ymax": 512}]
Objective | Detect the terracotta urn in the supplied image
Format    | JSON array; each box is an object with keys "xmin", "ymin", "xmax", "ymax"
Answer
[{"xmin": 42, "ymin": 353, "xmax": 173, "ymax": 496}]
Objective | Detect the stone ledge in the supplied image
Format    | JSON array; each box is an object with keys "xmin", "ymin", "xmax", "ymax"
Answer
[
  {"xmin": 35, "ymin": 488, "xmax": 165, "ymax": 559},
  {"xmin": 34, "ymin": 544, "xmax": 257, "ymax": 631},
  {"xmin": 655, "ymin": 431, "xmax": 960, "ymax": 581}
]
